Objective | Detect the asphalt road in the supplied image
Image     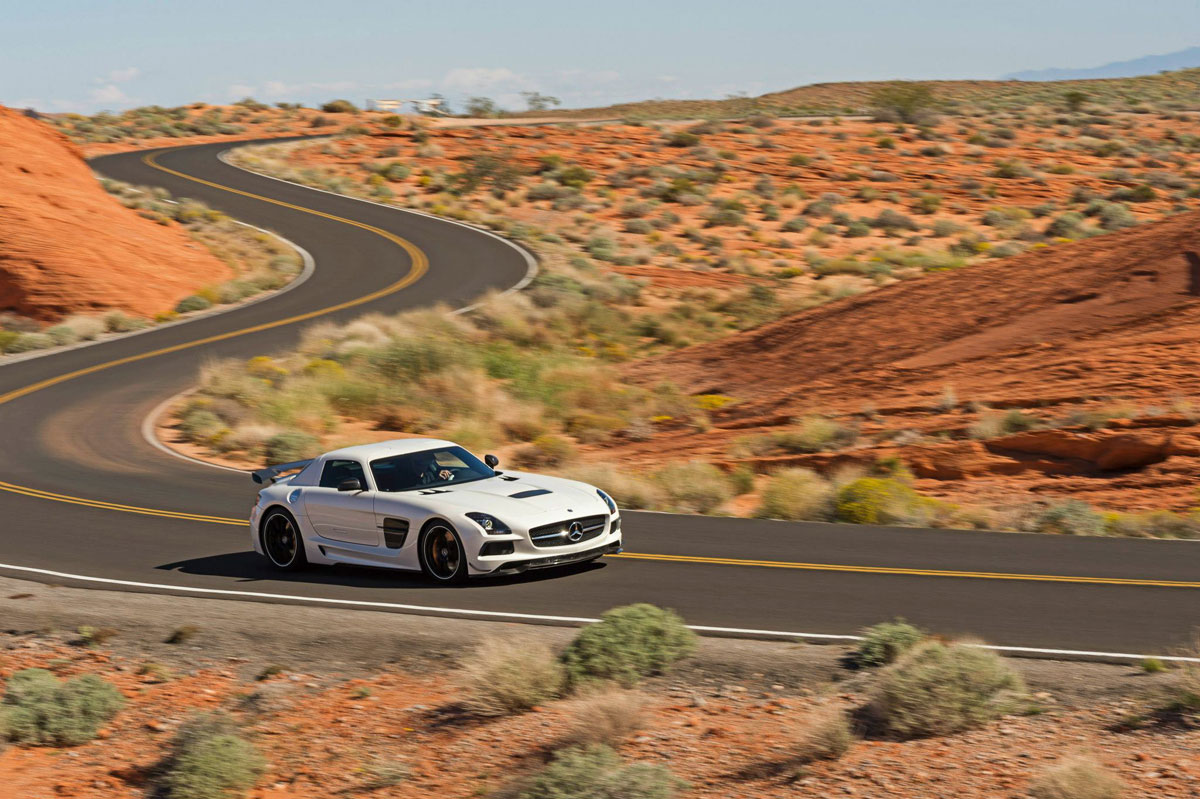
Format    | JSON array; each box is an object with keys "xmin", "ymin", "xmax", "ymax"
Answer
[{"xmin": 0, "ymin": 139, "xmax": 1196, "ymax": 657}]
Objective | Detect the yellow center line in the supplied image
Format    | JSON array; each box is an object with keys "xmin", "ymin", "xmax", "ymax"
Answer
[
  {"xmin": 610, "ymin": 552, "xmax": 1200, "ymax": 589},
  {"xmin": 0, "ymin": 149, "xmax": 427, "ymax": 522}
]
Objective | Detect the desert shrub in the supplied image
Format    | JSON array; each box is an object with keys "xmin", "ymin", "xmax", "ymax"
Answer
[
  {"xmin": 1029, "ymin": 757, "xmax": 1125, "ymax": 799},
  {"xmin": 562, "ymin": 604, "xmax": 697, "ymax": 687},
  {"xmin": 968, "ymin": 408, "xmax": 1043, "ymax": 439},
  {"xmin": 5, "ymin": 332, "xmax": 55, "ymax": 353},
  {"xmin": 1032, "ymin": 500, "xmax": 1106, "ymax": 536},
  {"xmin": 1104, "ymin": 510, "xmax": 1200, "ymax": 539},
  {"xmin": 176, "ymin": 295, "xmax": 213, "ymax": 313},
  {"xmin": 1, "ymin": 669, "xmax": 125, "ymax": 747},
  {"xmin": 781, "ymin": 216, "xmax": 809, "ymax": 232},
  {"xmin": 834, "ymin": 477, "xmax": 935, "ymax": 526},
  {"xmin": 263, "ymin": 431, "xmax": 319, "ymax": 463},
  {"xmin": 1046, "ymin": 212, "xmax": 1086, "ymax": 238},
  {"xmin": 665, "ymin": 131, "xmax": 700, "ymax": 148},
  {"xmin": 652, "ymin": 462, "xmax": 733, "ymax": 513},
  {"xmin": 870, "ymin": 82, "xmax": 937, "ymax": 124},
  {"xmin": 161, "ymin": 713, "xmax": 266, "ymax": 799},
  {"xmin": 320, "ymin": 99, "xmax": 358, "ymax": 114},
  {"xmin": 869, "ymin": 641, "xmax": 1025, "ymax": 738},
  {"xmin": 755, "ymin": 468, "xmax": 835, "ymax": 521},
  {"xmin": 561, "ymin": 686, "xmax": 647, "ymax": 747},
  {"xmin": 458, "ymin": 638, "xmax": 566, "ymax": 717},
  {"xmin": 518, "ymin": 745, "xmax": 684, "ymax": 799},
  {"xmin": 855, "ymin": 620, "xmax": 925, "ymax": 666},
  {"xmin": 793, "ymin": 706, "xmax": 855, "ymax": 763}
]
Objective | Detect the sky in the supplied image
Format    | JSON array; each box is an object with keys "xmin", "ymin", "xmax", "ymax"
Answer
[{"xmin": 5, "ymin": 0, "xmax": 1200, "ymax": 114}]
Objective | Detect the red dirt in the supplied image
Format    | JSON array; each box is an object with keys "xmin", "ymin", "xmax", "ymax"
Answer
[
  {"xmin": 2, "ymin": 637, "xmax": 1196, "ymax": 799},
  {"xmin": 623, "ymin": 212, "xmax": 1200, "ymax": 511},
  {"xmin": 0, "ymin": 105, "xmax": 232, "ymax": 321}
]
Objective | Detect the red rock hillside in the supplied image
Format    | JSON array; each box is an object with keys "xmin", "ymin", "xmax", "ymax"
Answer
[
  {"xmin": 622, "ymin": 212, "xmax": 1200, "ymax": 511},
  {"xmin": 0, "ymin": 106, "xmax": 231, "ymax": 321}
]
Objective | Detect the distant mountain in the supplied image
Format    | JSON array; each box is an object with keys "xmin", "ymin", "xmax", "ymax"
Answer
[{"xmin": 1005, "ymin": 46, "xmax": 1200, "ymax": 81}]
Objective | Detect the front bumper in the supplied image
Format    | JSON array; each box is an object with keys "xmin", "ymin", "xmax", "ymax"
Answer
[
  {"xmin": 471, "ymin": 513, "xmax": 622, "ymax": 575},
  {"xmin": 492, "ymin": 539, "xmax": 622, "ymax": 574}
]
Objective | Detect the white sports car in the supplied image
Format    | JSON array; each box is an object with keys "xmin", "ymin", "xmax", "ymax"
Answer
[{"xmin": 249, "ymin": 439, "xmax": 622, "ymax": 581}]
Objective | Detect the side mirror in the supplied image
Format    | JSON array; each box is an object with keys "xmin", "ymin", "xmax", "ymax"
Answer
[
  {"xmin": 338, "ymin": 478, "xmax": 363, "ymax": 492},
  {"xmin": 484, "ymin": 454, "xmax": 499, "ymax": 469}
]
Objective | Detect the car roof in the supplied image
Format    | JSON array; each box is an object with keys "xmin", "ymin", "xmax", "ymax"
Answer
[{"xmin": 321, "ymin": 438, "xmax": 459, "ymax": 462}]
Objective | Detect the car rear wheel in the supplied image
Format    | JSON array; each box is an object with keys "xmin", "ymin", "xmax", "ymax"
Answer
[
  {"xmin": 261, "ymin": 508, "xmax": 308, "ymax": 571},
  {"xmin": 419, "ymin": 521, "xmax": 467, "ymax": 583}
]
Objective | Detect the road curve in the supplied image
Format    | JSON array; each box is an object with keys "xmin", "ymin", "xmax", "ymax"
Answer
[{"xmin": 0, "ymin": 139, "xmax": 1197, "ymax": 657}]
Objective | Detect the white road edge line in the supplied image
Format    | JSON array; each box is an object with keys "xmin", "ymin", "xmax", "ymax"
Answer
[
  {"xmin": 0, "ymin": 203, "xmax": 318, "ymax": 368},
  {"xmin": 0, "ymin": 562, "xmax": 1195, "ymax": 663}
]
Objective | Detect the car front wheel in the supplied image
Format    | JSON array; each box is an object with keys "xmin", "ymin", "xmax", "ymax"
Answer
[
  {"xmin": 419, "ymin": 521, "xmax": 467, "ymax": 583},
  {"xmin": 261, "ymin": 508, "xmax": 308, "ymax": 571}
]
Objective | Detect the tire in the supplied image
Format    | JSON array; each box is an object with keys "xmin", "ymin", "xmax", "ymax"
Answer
[
  {"xmin": 418, "ymin": 521, "xmax": 468, "ymax": 583},
  {"xmin": 260, "ymin": 508, "xmax": 309, "ymax": 571}
]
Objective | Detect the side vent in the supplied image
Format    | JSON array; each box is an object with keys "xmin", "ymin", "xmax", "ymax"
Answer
[{"xmin": 381, "ymin": 518, "xmax": 410, "ymax": 549}]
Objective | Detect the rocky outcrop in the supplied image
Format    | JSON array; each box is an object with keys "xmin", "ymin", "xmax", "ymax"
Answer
[{"xmin": 0, "ymin": 106, "xmax": 231, "ymax": 321}]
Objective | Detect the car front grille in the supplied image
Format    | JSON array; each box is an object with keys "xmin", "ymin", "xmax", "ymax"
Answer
[{"xmin": 528, "ymin": 514, "xmax": 608, "ymax": 548}]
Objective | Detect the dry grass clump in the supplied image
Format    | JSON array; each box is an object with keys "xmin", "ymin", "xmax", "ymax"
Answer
[
  {"xmin": 755, "ymin": 468, "xmax": 835, "ymax": 521},
  {"xmin": 792, "ymin": 705, "xmax": 856, "ymax": 763},
  {"xmin": 1028, "ymin": 756, "xmax": 1125, "ymax": 799},
  {"xmin": 559, "ymin": 685, "xmax": 648, "ymax": 747},
  {"xmin": 868, "ymin": 640, "xmax": 1025, "ymax": 738},
  {"xmin": 457, "ymin": 638, "xmax": 566, "ymax": 717}
]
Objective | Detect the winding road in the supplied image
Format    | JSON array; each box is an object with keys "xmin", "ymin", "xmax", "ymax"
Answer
[{"xmin": 0, "ymin": 138, "xmax": 1197, "ymax": 658}]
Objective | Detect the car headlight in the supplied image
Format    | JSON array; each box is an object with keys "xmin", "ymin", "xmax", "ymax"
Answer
[
  {"xmin": 597, "ymin": 489, "xmax": 617, "ymax": 515},
  {"xmin": 466, "ymin": 512, "xmax": 511, "ymax": 535}
]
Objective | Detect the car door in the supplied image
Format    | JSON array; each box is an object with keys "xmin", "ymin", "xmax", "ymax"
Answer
[{"xmin": 301, "ymin": 459, "xmax": 380, "ymax": 547}]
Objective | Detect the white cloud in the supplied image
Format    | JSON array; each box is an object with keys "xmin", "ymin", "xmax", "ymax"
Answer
[
  {"xmin": 226, "ymin": 83, "xmax": 258, "ymax": 99},
  {"xmin": 90, "ymin": 84, "xmax": 131, "ymax": 105},
  {"xmin": 442, "ymin": 67, "xmax": 529, "ymax": 93},
  {"xmin": 258, "ymin": 79, "xmax": 358, "ymax": 99},
  {"xmin": 104, "ymin": 67, "xmax": 140, "ymax": 84},
  {"xmin": 382, "ymin": 77, "xmax": 435, "ymax": 92}
]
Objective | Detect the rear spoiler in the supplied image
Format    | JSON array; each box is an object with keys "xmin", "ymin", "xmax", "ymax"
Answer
[{"xmin": 251, "ymin": 459, "xmax": 313, "ymax": 485}]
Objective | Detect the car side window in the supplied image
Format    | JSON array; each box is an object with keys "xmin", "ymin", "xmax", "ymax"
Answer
[{"xmin": 319, "ymin": 459, "xmax": 367, "ymax": 489}]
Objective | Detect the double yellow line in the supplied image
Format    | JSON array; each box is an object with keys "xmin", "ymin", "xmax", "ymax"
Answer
[
  {"xmin": 1, "ymin": 148, "xmax": 1195, "ymax": 592},
  {"xmin": 611, "ymin": 552, "xmax": 1200, "ymax": 589}
]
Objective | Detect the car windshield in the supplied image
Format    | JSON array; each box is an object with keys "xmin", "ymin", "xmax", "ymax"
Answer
[{"xmin": 370, "ymin": 446, "xmax": 496, "ymax": 492}]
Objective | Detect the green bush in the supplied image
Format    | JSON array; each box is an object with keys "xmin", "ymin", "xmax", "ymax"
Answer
[
  {"xmin": 263, "ymin": 431, "xmax": 319, "ymax": 463},
  {"xmin": 320, "ymin": 99, "xmax": 358, "ymax": 114},
  {"xmin": 1033, "ymin": 500, "xmax": 1105, "ymax": 536},
  {"xmin": 562, "ymin": 604, "xmax": 697, "ymax": 687},
  {"xmin": 161, "ymin": 714, "xmax": 266, "ymax": 799},
  {"xmin": 855, "ymin": 620, "xmax": 925, "ymax": 666},
  {"xmin": 834, "ymin": 477, "xmax": 934, "ymax": 526},
  {"xmin": 1, "ymin": 669, "xmax": 125, "ymax": 746},
  {"xmin": 870, "ymin": 82, "xmax": 937, "ymax": 124},
  {"xmin": 755, "ymin": 468, "xmax": 835, "ymax": 521},
  {"xmin": 665, "ymin": 131, "xmax": 700, "ymax": 148},
  {"xmin": 870, "ymin": 641, "xmax": 1025, "ymax": 738},
  {"xmin": 5, "ymin": 332, "xmax": 55, "ymax": 353},
  {"xmin": 176, "ymin": 295, "xmax": 213, "ymax": 314},
  {"xmin": 1029, "ymin": 756, "xmax": 1125, "ymax": 799},
  {"xmin": 458, "ymin": 638, "xmax": 566, "ymax": 716},
  {"xmin": 0, "ymin": 329, "xmax": 20, "ymax": 353},
  {"xmin": 518, "ymin": 745, "xmax": 684, "ymax": 799}
]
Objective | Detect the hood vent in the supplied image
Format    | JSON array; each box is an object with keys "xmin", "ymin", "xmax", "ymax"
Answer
[{"xmin": 509, "ymin": 488, "xmax": 552, "ymax": 499}]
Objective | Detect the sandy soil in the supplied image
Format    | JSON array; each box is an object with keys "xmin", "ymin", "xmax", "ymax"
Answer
[{"xmin": 0, "ymin": 576, "xmax": 1196, "ymax": 798}]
